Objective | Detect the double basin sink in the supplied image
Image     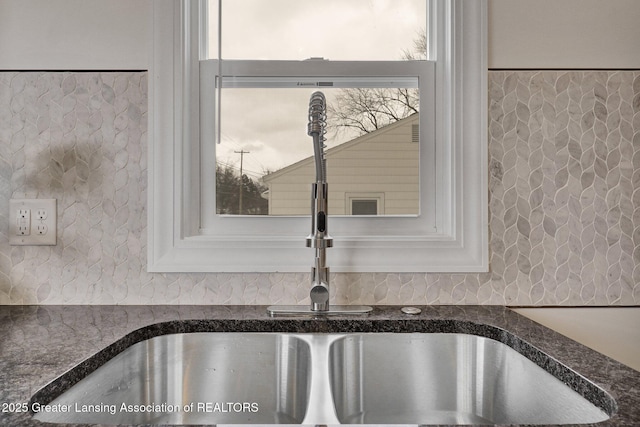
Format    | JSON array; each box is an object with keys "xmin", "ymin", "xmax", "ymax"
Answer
[{"xmin": 33, "ymin": 332, "xmax": 610, "ymax": 425}]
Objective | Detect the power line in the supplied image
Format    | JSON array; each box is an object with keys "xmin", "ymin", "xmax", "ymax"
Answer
[
  {"xmin": 217, "ymin": 160, "xmax": 264, "ymax": 180},
  {"xmin": 234, "ymin": 150, "xmax": 250, "ymax": 214}
]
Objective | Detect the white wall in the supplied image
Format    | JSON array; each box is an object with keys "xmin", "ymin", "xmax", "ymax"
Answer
[
  {"xmin": 514, "ymin": 308, "xmax": 640, "ymax": 371},
  {"xmin": 488, "ymin": 0, "xmax": 640, "ymax": 69},
  {"xmin": 0, "ymin": 0, "xmax": 151, "ymax": 70},
  {"xmin": 487, "ymin": 0, "xmax": 640, "ymax": 371}
]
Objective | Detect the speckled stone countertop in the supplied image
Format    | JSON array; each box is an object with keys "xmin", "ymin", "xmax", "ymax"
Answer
[{"xmin": 0, "ymin": 305, "xmax": 638, "ymax": 426}]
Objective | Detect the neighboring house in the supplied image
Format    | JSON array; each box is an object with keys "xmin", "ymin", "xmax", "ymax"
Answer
[{"xmin": 262, "ymin": 114, "xmax": 419, "ymax": 216}]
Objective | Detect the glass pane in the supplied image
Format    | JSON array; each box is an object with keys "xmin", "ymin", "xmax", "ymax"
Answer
[
  {"xmin": 352, "ymin": 200, "xmax": 378, "ymax": 215},
  {"xmin": 215, "ymin": 86, "xmax": 420, "ymax": 216},
  {"xmin": 207, "ymin": 0, "xmax": 427, "ymax": 60}
]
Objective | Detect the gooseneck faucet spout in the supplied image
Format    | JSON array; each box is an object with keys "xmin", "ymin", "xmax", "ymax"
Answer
[
  {"xmin": 308, "ymin": 91, "xmax": 328, "ymax": 183},
  {"xmin": 306, "ymin": 92, "xmax": 332, "ymax": 312}
]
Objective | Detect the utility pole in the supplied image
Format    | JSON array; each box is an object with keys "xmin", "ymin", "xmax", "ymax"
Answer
[{"xmin": 234, "ymin": 150, "xmax": 249, "ymax": 214}]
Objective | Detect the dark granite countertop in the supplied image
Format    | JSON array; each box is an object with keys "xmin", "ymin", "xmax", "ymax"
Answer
[{"xmin": 0, "ymin": 305, "xmax": 638, "ymax": 426}]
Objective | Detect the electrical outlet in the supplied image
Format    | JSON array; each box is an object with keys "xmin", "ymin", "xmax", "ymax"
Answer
[
  {"xmin": 16, "ymin": 209, "xmax": 31, "ymax": 235},
  {"xmin": 36, "ymin": 224, "xmax": 48, "ymax": 235},
  {"xmin": 9, "ymin": 199, "xmax": 57, "ymax": 246}
]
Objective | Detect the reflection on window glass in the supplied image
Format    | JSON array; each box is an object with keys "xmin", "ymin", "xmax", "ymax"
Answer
[
  {"xmin": 207, "ymin": 0, "xmax": 427, "ymax": 60},
  {"xmin": 216, "ymin": 87, "xmax": 420, "ymax": 216}
]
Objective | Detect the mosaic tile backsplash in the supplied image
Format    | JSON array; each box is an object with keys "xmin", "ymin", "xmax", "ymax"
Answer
[{"xmin": 1, "ymin": 71, "xmax": 639, "ymax": 305}]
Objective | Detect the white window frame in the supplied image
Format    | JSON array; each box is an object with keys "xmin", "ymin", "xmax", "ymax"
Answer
[{"xmin": 148, "ymin": 0, "xmax": 487, "ymax": 273}]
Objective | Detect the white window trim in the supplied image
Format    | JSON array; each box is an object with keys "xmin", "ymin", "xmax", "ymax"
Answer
[{"xmin": 148, "ymin": 0, "xmax": 487, "ymax": 273}]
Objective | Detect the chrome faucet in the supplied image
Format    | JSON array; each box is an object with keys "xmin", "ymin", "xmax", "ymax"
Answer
[
  {"xmin": 306, "ymin": 92, "xmax": 332, "ymax": 311},
  {"xmin": 267, "ymin": 92, "xmax": 371, "ymax": 316}
]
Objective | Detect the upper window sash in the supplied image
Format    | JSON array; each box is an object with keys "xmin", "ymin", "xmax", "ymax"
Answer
[{"xmin": 204, "ymin": 0, "xmax": 429, "ymax": 62}]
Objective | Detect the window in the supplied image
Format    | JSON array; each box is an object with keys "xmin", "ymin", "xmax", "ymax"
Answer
[
  {"xmin": 149, "ymin": 0, "xmax": 487, "ymax": 272},
  {"xmin": 206, "ymin": 0, "xmax": 427, "ymax": 61},
  {"xmin": 351, "ymin": 200, "xmax": 380, "ymax": 216},
  {"xmin": 204, "ymin": 0, "xmax": 427, "ymax": 217},
  {"xmin": 209, "ymin": 80, "xmax": 423, "ymax": 217}
]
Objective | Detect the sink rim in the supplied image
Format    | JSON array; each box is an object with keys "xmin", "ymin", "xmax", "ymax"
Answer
[
  {"xmin": 2, "ymin": 305, "xmax": 633, "ymax": 427},
  {"xmin": 30, "ymin": 324, "xmax": 617, "ymax": 424}
]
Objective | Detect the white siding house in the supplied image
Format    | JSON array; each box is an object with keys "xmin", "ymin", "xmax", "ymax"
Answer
[{"xmin": 262, "ymin": 114, "xmax": 420, "ymax": 215}]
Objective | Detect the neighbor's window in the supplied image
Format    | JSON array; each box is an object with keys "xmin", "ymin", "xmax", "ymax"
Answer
[
  {"xmin": 351, "ymin": 200, "xmax": 379, "ymax": 216},
  {"xmin": 204, "ymin": 0, "xmax": 429, "ymax": 217}
]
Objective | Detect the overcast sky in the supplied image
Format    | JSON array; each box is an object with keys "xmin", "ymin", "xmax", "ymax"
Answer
[{"xmin": 208, "ymin": 0, "xmax": 426, "ymax": 179}]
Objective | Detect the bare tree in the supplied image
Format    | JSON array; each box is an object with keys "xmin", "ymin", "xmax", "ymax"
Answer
[
  {"xmin": 327, "ymin": 30, "xmax": 426, "ymax": 136},
  {"xmin": 401, "ymin": 28, "xmax": 428, "ymax": 61},
  {"xmin": 216, "ymin": 163, "xmax": 268, "ymax": 215}
]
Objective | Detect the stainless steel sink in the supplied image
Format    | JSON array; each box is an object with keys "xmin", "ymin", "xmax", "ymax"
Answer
[
  {"xmin": 33, "ymin": 332, "xmax": 610, "ymax": 425},
  {"xmin": 33, "ymin": 333, "xmax": 312, "ymax": 425},
  {"xmin": 328, "ymin": 333, "xmax": 610, "ymax": 425}
]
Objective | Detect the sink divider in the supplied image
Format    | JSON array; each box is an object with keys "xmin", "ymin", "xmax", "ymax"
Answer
[{"xmin": 297, "ymin": 334, "xmax": 343, "ymax": 425}]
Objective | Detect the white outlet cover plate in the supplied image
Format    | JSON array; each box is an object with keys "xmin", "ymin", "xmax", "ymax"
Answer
[{"xmin": 9, "ymin": 199, "xmax": 57, "ymax": 246}]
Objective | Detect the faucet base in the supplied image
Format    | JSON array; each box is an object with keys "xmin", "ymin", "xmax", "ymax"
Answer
[{"xmin": 267, "ymin": 305, "xmax": 373, "ymax": 317}]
